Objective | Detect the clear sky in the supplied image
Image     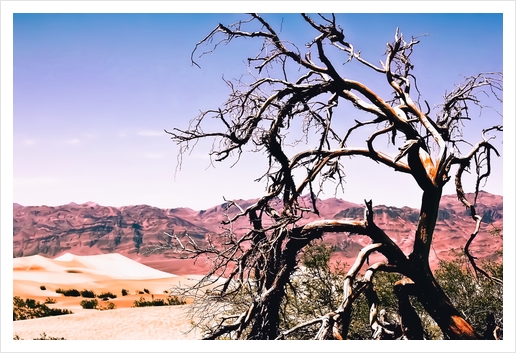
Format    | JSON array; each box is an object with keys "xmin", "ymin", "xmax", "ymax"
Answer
[{"xmin": 5, "ymin": 5, "xmax": 512, "ymax": 211}]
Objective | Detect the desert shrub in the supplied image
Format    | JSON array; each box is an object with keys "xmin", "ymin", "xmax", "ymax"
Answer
[
  {"xmin": 163, "ymin": 290, "xmax": 169, "ymax": 294},
  {"xmin": 151, "ymin": 299, "xmax": 166, "ymax": 306},
  {"xmin": 13, "ymin": 296, "xmax": 73, "ymax": 321},
  {"xmin": 435, "ymin": 251, "xmax": 503, "ymax": 337},
  {"xmin": 167, "ymin": 296, "xmax": 186, "ymax": 305},
  {"xmin": 143, "ymin": 288, "xmax": 150, "ymax": 294},
  {"xmin": 98, "ymin": 302, "xmax": 116, "ymax": 311},
  {"xmin": 56, "ymin": 288, "xmax": 80, "ymax": 297},
  {"xmin": 121, "ymin": 288, "xmax": 129, "ymax": 296},
  {"xmin": 137, "ymin": 290, "xmax": 144, "ymax": 294},
  {"xmin": 80, "ymin": 289, "xmax": 96, "ymax": 298},
  {"xmin": 98, "ymin": 292, "xmax": 117, "ymax": 299},
  {"xmin": 14, "ymin": 333, "xmax": 66, "ymax": 340},
  {"xmin": 44, "ymin": 297, "xmax": 56, "ymax": 304},
  {"xmin": 33, "ymin": 333, "xmax": 66, "ymax": 340},
  {"xmin": 132, "ymin": 296, "xmax": 186, "ymax": 308},
  {"xmin": 133, "ymin": 297, "xmax": 152, "ymax": 307},
  {"xmin": 39, "ymin": 285, "xmax": 46, "ymax": 291},
  {"xmin": 80, "ymin": 299, "xmax": 98, "ymax": 309}
]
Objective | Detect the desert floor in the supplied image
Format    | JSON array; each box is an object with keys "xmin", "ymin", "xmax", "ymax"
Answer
[
  {"xmin": 12, "ymin": 253, "xmax": 209, "ymax": 340},
  {"xmin": 13, "ymin": 305, "xmax": 200, "ymax": 340}
]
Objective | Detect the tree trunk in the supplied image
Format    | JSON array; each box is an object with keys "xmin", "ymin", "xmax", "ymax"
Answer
[
  {"xmin": 409, "ymin": 188, "xmax": 479, "ymax": 339},
  {"xmin": 414, "ymin": 272, "xmax": 479, "ymax": 339}
]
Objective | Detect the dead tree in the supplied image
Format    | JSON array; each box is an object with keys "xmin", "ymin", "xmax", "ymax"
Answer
[{"xmin": 165, "ymin": 14, "xmax": 502, "ymax": 340}]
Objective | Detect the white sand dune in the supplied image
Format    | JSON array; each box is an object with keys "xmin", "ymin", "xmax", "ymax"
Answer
[
  {"xmin": 15, "ymin": 253, "xmax": 177, "ymax": 280},
  {"xmin": 12, "ymin": 253, "xmax": 217, "ymax": 340}
]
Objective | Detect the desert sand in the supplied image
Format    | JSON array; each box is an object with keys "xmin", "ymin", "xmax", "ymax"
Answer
[{"xmin": 13, "ymin": 253, "xmax": 207, "ymax": 340}]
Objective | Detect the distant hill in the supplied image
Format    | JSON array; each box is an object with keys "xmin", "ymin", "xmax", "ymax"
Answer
[{"xmin": 13, "ymin": 191, "xmax": 503, "ymax": 275}]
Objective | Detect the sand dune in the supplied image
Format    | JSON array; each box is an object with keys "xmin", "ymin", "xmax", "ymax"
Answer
[
  {"xmin": 15, "ymin": 253, "xmax": 177, "ymax": 280},
  {"xmin": 12, "ymin": 253, "xmax": 212, "ymax": 339}
]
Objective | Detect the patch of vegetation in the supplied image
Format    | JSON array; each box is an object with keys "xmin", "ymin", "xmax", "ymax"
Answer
[
  {"xmin": 80, "ymin": 289, "xmax": 96, "ymax": 298},
  {"xmin": 80, "ymin": 299, "xmax": 98, "ymax": 309},
  {"xmin": 121, "ymin": 288, "xmax": 129, "ymax": 296},
  {"xmin": 39, "ymin": 285, "xmax": 46, "ymax": 291},
  {"xmin": 98, "ymin": 302, "xmax": 116, "ymax": 311},
  {"xmin": 44, "ymin": 297, "xmax": 56, "ymax": 304},
  {"xmin": 277, "ymin": 243, "xmax": 503, "ymax": 340},
  {"xmin": 98, "ymin": 292, "xmax": 117, "ymax": 299},
  {"xmin": 14, "ymin": 333, "xmax": 66, "ymax": 340},
  {"xmin": 56, "ymin": 288, "xmax": 81, "ymax": 297},
  {"xmin": 13, "ymin": 296, "xmax": 73, "ymax": 321},
  {"xmin": 143, "ymin": 288, "xmax": 150, "ymax": 294},
  {"xmin": 132, "ymin": 296, "xmax": 186, "ymax": 308},
  {"xmin": 435, "ymin": 249, "xmax": 503, "ymax": 337}
]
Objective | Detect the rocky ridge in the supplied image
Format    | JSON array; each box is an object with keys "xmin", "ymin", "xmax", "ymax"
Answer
[{"xmin": 13, "ymin": 191, "xmax": 503, "ymax": 274}]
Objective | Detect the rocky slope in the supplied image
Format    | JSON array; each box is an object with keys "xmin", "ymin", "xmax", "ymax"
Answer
[{"xmin": 13, "ymin": 191, "xmax": 503, "ymax": 274}]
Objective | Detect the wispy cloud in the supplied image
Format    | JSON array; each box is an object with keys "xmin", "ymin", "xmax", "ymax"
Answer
[
  {"xmin": 137, "ymin": 130, "xmax": 164, "ymax": 137},
  {"xmin": 66, "ymin": 138, "xmax": 81, "ymax": 145}
]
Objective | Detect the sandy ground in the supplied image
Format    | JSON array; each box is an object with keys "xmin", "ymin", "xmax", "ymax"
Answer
[
  {"xmin": 13, "ymin": 306, "xmax": 200, "ymax": 340},
  {"xmin": 12, "ymin": 253, "xmax": 214, "ymax": 340}
]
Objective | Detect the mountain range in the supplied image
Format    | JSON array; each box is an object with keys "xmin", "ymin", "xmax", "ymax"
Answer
[{"xmin": 13, "ymin": 191, "xmax": 503, "ymax": 275}]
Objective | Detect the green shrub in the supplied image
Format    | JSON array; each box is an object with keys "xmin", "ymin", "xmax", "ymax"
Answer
[
  {"xmin": 40, "ymin": 285, "xmax": 46, "ymax": 291},
  {"xmin": 80, "ymin": 299, "xmax": 98, "ymax": 309},
  {"xmin": 121, "ymin": 289, "xmax": 129, "ymax": 296},
  {"xmin": 80, "ymin": 289, "xmax": 96, "ymax": 298},
  {"xmin": 13, "ymin": 296, "xmax": 73, "ymax": 321},
  {"xmin": 143, "ymin": 288, "xmax": 150, "ymax": 294},
  {"xmin": 98, "ymin": 292, "xmax": 117, "ymax": 299}
]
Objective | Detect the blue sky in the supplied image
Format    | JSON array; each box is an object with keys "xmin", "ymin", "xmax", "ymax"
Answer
[{"xmin": 5, "ymin": 8, "xmax": 511, "ymax": 211}]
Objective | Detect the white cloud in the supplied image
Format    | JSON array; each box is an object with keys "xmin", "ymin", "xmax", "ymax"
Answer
[
  {"xmin": 137, "ymin": 130, "xmax": 164, "ymax": 137},
  {"xmin": 66, "ymin": 138, "xmax": 81, "ymax": 145}
]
